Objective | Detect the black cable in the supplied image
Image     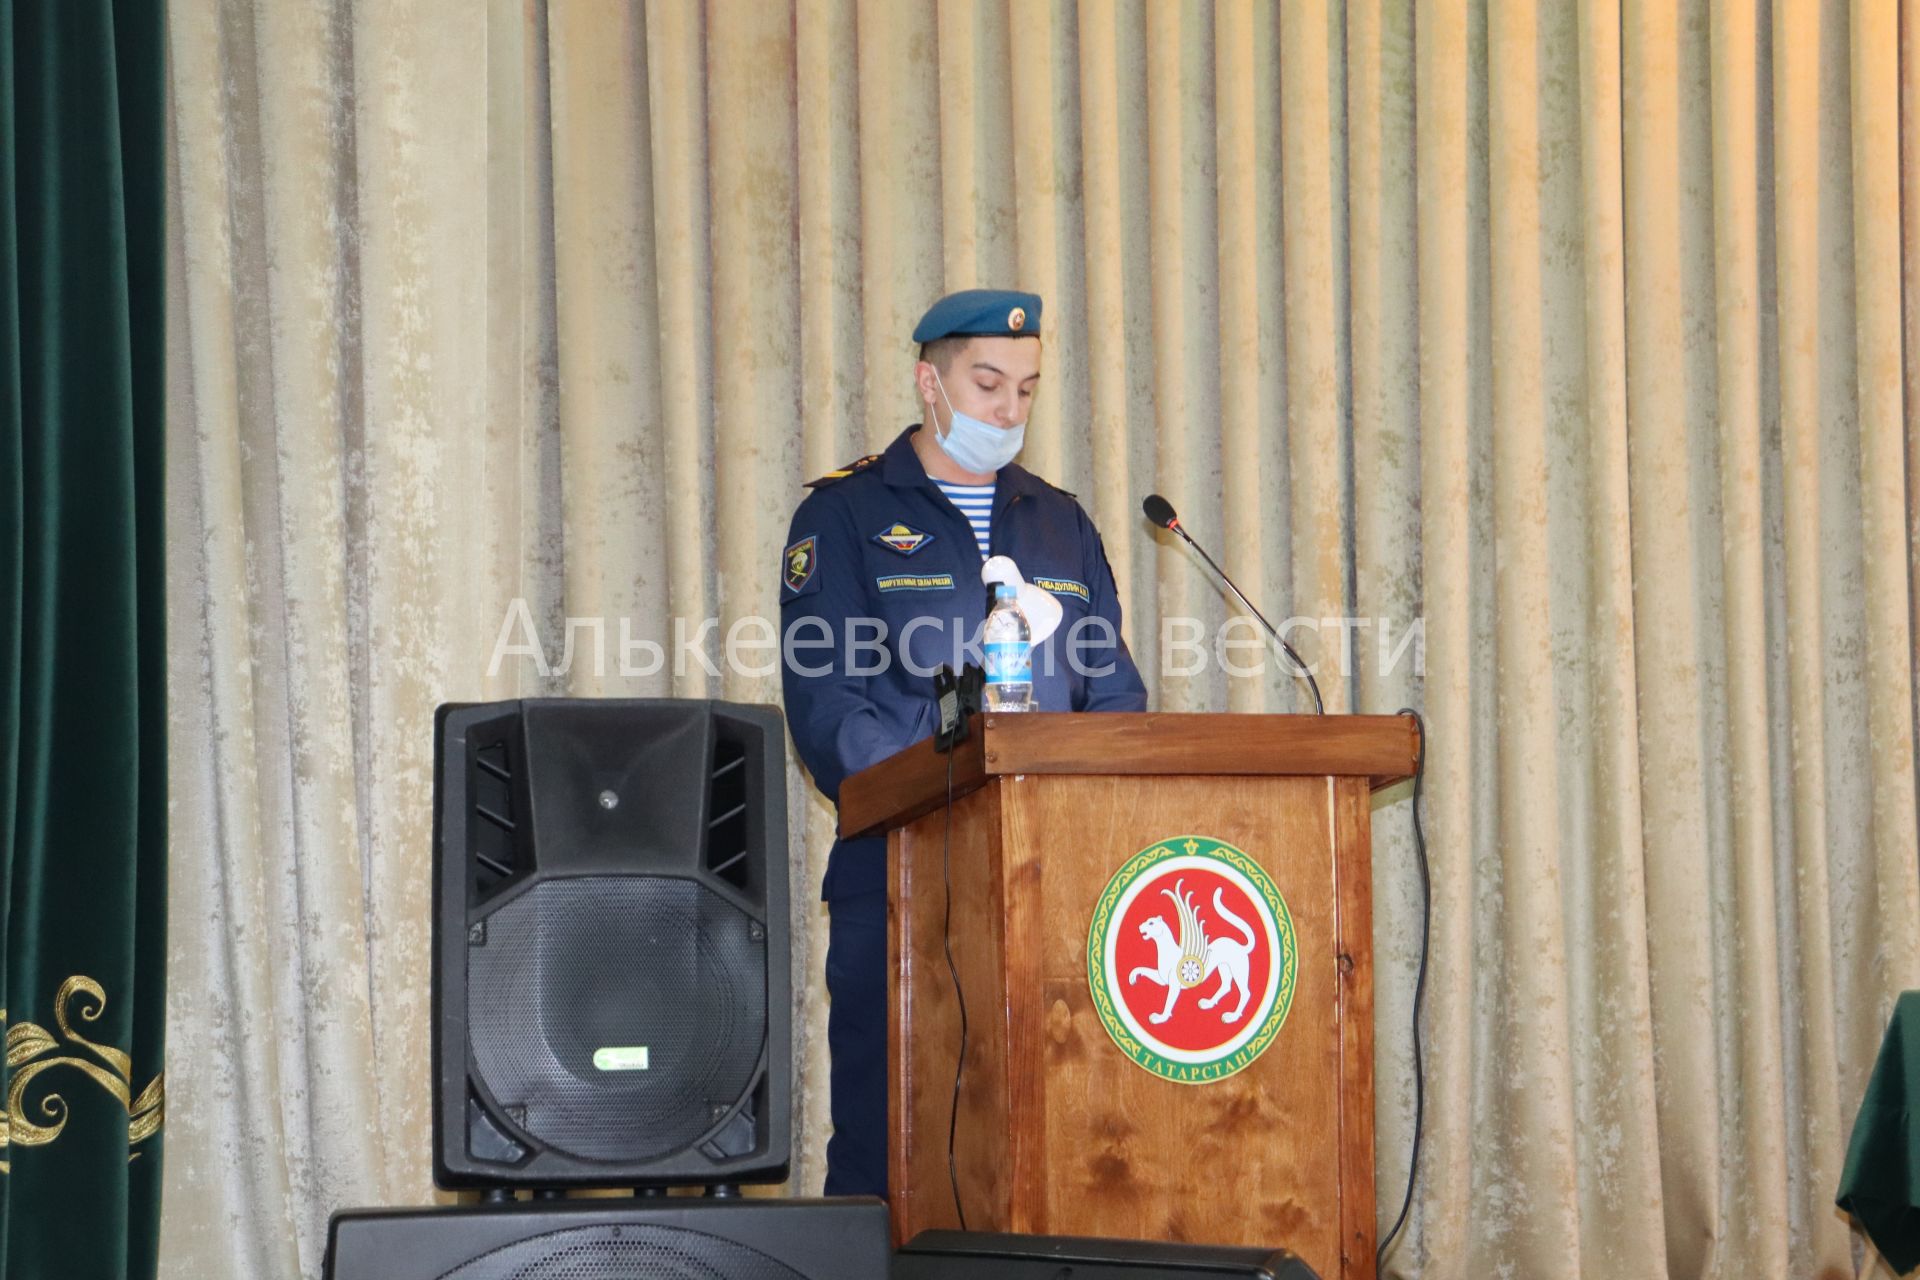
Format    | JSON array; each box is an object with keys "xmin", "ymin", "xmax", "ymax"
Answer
[
  {"xmin": 1377, "ymin": 707, "xmax": 1429, "ymax": 1275},
  {"xmin": 941, "ymin": 746, "xmax": 969, "ymax": 1231}
]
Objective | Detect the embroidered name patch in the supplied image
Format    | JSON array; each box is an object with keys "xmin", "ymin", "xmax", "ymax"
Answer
[
  {"xmin": 876, "ymin": 573, "xmax": 955, "ymax": 593},
  {"xmin": 1032, "ymin": 576, "xmax": 1090, "ymax": 603},
  {"xmin": 784, "ymin": 536, "xmax": 817, "ymax": 592},
  {"xmin": 873, "ymin": 522, "xmax": 934, "ymax": 555}
]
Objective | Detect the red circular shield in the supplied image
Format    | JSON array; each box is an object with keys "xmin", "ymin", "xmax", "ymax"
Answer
[{"xmin": 1113, "ymin": 865, "xmax": 1276, "ymax": 1054}]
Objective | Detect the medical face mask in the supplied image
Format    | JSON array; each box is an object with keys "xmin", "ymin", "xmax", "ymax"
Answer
[{"xmin": 931, "ymin": 368, "xmax": 1026, "ymax": 474}]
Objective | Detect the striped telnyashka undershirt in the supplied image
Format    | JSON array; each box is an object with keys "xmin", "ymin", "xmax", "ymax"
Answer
[{"xmin": 933, "ymin": 479, "xmax": 994, "ymax": 559}]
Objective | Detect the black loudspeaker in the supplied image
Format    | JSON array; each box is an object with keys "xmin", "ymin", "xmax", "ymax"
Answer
[
  {"xmin": 432, "ymin": 698, "xmax": 791, "ymax": 1188},
  {"xmin": 892, "ymin": 1232, "xmax": 1323, "ymax": 1279},
  {"xmin": 325, "ymin": 1198, "xmax": 890, "ymax": 1280}
]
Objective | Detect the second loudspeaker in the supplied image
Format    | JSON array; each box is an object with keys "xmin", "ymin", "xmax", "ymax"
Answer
[{"xmin": 432, "ymin": 697, "xmax": 791, "ymax": 1188}]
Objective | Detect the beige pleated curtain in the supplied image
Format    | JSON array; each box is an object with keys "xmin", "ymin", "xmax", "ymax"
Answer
[{"xmin": 160, "ymin": 2, "xmax": 1920, "ymax": 1278}]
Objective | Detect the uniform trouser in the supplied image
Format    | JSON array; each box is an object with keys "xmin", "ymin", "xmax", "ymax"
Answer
[{"xmin": 823, "ymin": 881, "xmax": 888, "ymax": 1196}]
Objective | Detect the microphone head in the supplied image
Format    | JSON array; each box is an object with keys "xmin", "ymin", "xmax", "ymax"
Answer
[{"xmin": 1142, "ymin": 493, "xmax": 1179, "ymax": 530}]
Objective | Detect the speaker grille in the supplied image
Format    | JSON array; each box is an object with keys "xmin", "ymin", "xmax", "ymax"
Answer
[
  {"xmin": 436, "ymin": 1225, "xmax": 808, "ymax": 1280},
  {"xmin": 468, "ymin": 878, "xmax": 768, "ymax": 1163}
]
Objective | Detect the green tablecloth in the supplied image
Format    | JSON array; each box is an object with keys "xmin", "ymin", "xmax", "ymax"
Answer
[{"xmin": 1840, "ymin": 991, "xmax": 1920, "ymax": 1273}]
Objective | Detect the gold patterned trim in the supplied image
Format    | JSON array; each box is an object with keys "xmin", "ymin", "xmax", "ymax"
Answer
[{"xmin": 0, "ymin": 976, "xmax": 164, "ymax": 1172}]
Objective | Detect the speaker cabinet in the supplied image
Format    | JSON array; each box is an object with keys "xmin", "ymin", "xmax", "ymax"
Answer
[
  {"xmin": 432, "ymin": 698, "xmax": 791, "ymax": 1188},
  {"xmin": 892, "ymin": 1232, "xmax": 1322, "ymax": 1279},
  {"xmin": 326, "ymin": 1199, "xmax": 888, "ymax": 1280}
]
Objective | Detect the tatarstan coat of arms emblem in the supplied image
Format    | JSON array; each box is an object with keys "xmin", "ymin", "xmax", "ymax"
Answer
[{"xmin": 1087, "ymin": 835, "xmax": 1297, "ymax": 1084}]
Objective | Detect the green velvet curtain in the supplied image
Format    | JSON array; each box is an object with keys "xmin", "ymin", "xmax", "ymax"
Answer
[{"xmin": 1, "ymin": 1, "xmax": 167, "ymax": 1277}]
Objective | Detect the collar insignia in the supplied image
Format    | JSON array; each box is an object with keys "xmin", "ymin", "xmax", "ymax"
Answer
[{"xmin": 872, "ymin": 522, "xmax": 934, "ymax": 556}]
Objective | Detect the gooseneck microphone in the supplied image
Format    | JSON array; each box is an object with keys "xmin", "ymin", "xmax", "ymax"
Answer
[{"xmin": 1142, "ymin": 493, "xmax": 1326, "ymax": 716}]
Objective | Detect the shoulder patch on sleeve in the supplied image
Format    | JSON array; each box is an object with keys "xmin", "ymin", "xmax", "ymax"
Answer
[
  {"xmin": 805, "ymin": 454, "xmax": 883, "ymax": 488},
  {"xmin": 783, "ymin": 534, "xmax": 819, "ymax": 594}
]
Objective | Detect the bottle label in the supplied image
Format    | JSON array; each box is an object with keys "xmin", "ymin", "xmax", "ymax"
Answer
[{"xmin": 984, "ymin": 640, "xmax": 1032, "ymax": 684}]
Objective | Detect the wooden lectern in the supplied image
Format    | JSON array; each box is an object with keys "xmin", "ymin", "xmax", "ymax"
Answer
[{"xmin": 839, "ymin": 713, "xmax": 1418, "ymax": 1280}]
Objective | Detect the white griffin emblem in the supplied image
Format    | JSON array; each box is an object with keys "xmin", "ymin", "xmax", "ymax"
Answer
[{"xmin": 1126, "ymin": 879, "xmax": 1257, "ymax": 1025}]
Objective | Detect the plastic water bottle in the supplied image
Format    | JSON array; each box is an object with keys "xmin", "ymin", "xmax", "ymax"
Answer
[{"xmin": 982, "ymin": 582, "xmax": 1034, "ymax": 712}]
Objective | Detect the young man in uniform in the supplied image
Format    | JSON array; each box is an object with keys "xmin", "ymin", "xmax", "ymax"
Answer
[{"xmin": 778, "ymin": 287, "xmax": 1148, "ymax": 1197}]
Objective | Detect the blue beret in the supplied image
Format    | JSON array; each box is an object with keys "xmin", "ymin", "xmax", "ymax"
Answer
[{"xmin": 911, "ymin": 288, "xmax": 1043, "ymax": 343}]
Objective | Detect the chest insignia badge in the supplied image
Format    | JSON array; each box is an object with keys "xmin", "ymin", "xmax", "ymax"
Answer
[{"xmin": 872, "ymin": 522, "xmax": 935, "ymax": 556}]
